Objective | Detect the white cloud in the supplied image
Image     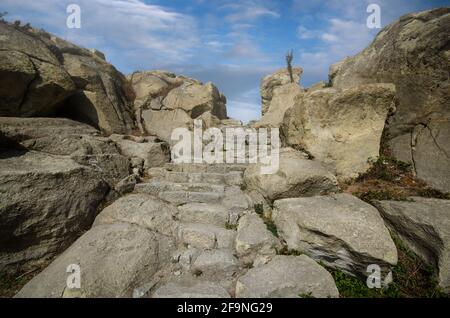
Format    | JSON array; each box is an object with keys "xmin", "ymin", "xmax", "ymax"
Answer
[
  {"xmin": 321, "ymin": 33, "xmax": 339, "ymax": 42},
  {"xmin": 1, "ymin": 0, "xmax": 200, "ymax": 68},
  {"xmin": 296, "ymin": 16, "xmax": 375, "ymax": 86},
  {"xmin": 220, "ymin": 0, "xmax": 280, "ymax": 23},
  {"xmin": 297, "ymin": 25, "xmax": 319, "ymax": 39}
]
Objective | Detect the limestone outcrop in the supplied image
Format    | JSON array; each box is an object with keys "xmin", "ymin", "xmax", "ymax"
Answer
[
  {"xmin": 129, "ymin": 70, "xmax": 227, "ymax": 142},
  {"xmin": 281, "ymin": 84, "xmax": 396, "ymax": 179},
  {"xmin": 0, "ymin": 21, "xmax": 136, "ymax": 134},
  {"xmin": 329, "ymin": 8, "xmax": 450, "ymax": 191}
]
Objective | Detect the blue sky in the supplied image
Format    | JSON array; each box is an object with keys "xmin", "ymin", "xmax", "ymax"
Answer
[{"xmin": 2, "ymin": 0, "xmax": 449, "ymax": 122}]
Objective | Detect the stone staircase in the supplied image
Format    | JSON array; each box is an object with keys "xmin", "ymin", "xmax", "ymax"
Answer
[
  {"xmin": 16, "ymin": 121, "xmax": 341, "ymax": 298},
  {"xmin": 137, "ymin": 160, "xmax": 254, "ymax": 297}
]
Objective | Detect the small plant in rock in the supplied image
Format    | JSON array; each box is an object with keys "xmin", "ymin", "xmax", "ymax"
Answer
[
  {"xmin": 277, "ymin": 246, "xmax": 302, "ymax": 256},
  {"xmin": 358, "ymin": 155, "xmax": 411, "ymax": 183},
  {"xmin": 416, "ymin": 188, "xmax": 450, "ymax": 200},
  {"xmin": 325, "ymin": 235, "xmax": 447, "ymax": 298},
  {"xmin": 342, "ymin": 148, "xmax": 449, "ymax": 202},
  {"xmin": 354, "ymin": 189, "xmax": 410, "ymax": 203},
  {"xmin": 331, "ymin": 269, "xmax": 382, "ymax": 298},
  {"xmin": 225, "ymin": 222, "xmax": 237, "ymax": 231},
  {"xmin": 299, "ymin": 292, "xmax": 314, "ymax": 298},
  {"xmin": 285, "ymin": 50, "xmax": 295, "ymax": 83},
  {"xmin": 254, "ymin": 204, "xmax": 264, "ymax": 215},
  {"xmin": 254, "ymin": 204, "xmax": 279, "ymax": 237},
  {"xmin": 264, "ymin": 218, "xmax": 278, "ymax": 238}
]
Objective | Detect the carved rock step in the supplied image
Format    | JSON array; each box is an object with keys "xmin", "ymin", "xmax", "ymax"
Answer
[
  {"xmin": 192, "ymin": 249, "xmax": 240, "ymax": 279},
  {"xmin": 178, "ymin": 223, "xmax": 236, "ymax": 250},
  {"xmin": 149, "ymin": 170, "xmax": 243, "ymax": 186},
  {"xmin": 152, "ymin": 281, "xmax": 231, "ymax": 298},
  {"xmin": 164, "ymin": 163, "xmax": 249, "ymax": 174},
  {"xmin": 159, "ymin": 191, "xmax": 223, "ymax": 205},
  {"xmin": 177, "ymin": 203, "xmax": 230, "ymax": 228},
  {"xmin": 135, "ymin": 181, "xmax": 225, "ymax": 195}
]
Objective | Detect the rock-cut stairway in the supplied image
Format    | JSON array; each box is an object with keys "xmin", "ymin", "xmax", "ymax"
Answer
[
  {"xmin": 135, "ymin": 160, "xmax": 254, "ymax": 297},
  {"xmin": 16, "ymin": 124, "xmax": 340, "ymax": 298}
]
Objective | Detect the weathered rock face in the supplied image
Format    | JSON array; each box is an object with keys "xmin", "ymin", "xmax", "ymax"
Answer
[
  {"xmin": 0, "ymin": 21, "xmax": 136, "ymax": 134},
  {"xmin": 273, "ymin": 194, "xmax": 398, "ymax": 279},
  {"xmin": 0, "ymin": 23, "xmax": 76, "ymax": 117},
  {"xmin": 243, "ymin": 148, "xmax": 339, "ymax": 201},
  {"xmin": 253, "ymin": 83, "xmax": 303, "ymax": 128},
  {"xmin": 373, "ymin": 197, "xmax": 450, "ymax": 293},
  {"xmin": 281, "ymin": 84, "xmax": 396, "ymax": 180},
  {"xmin": 93, "ymin": 193, "xmax": 179, "ymax": 237},
  {"xmin": 389, "ymin": 120, "xmax": 450, "ymax": 192},
  {"xmin": 0, "ymin": 117, "xmax": 131, "ymax": 186},
  {"xmin": 15, "ymin": 223, "xmax": 173, "ymax": 298},
  {"xmin": 129, "ymin": 70, "xmax": 227, "ymax": 142},
  {"xmin": 235, "ymin": 255, "xmax": 339, "ymax": 298},
  {"xmin": 163, "ymin": 82, "xmax": 227, "ymax": 118},
  {"xmin": 109, "ymin": 134, "xmax": 170, "ymax": 169},
  {"xmin": 330, "ymin": 8, "xmax": 450, "ymax": 190},
  {"xmin": 59, "ymin": 51, "xmax": 135, "ymax": 134},
  {"xmin": 141, "ymin": 108, "xmax": 193, "ymax": 143},
  {"xmin": 0, "ymin": 150, "xmax": 109, "ymax": 273},
  {"xmin": 0, "ymin": 117, "xmax": 98, "ymax": 139},
  {"xmin": 260, "ymin": 67, "xmax": 303, "ymax": 115},
  {"xmin": 0, "ymin": 117, "xmax": 142, "ymax": 273}
]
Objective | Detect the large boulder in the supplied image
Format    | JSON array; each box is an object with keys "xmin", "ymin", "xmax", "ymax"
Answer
[
  {"xmin": 141, "ymin": 108, "xmax": 193, "ymax": 144},
  {"xmin": 0, "ymin": 23, "xmax": 76, "ymax": 117},
  {"xmin": 0, "ymin": 21, "xmax": 136, "ymax": 134},
  {"xmin": 372, "ymin": 197, "xmax": 450, "ymax": 293},
  {"xmin": 253, "ymin": 83, "xmax": 303, "ymax": 128},
  {"xmin": 273, "ymin": 194, "xmax": 398, "ymax": 279},
  {"xmin": 129, "ymin": 70, "xmax": 227, "ymax": 140},
  {"xmin": 129, "ymin": 70, "xmax": 188, "ymax": 111},
  {"xmin": 281, "ymin": 84, "xmax": 396, "ymax": 180},
  {"xmin": 260, "ymin": 67, "xmax": 303, "ymax": 115},
  {"xmin": 243, "ymin": 148, "xmax": 339, "ymax": 202},
  {"xmin": 235, "ymin": 255, "xmax": 339, "ymax": 298},
  {"xmin": 330, "ymin": 8, "xmax": 450, "ymax": 190},
  {"xmin": 163, "ymin": 82, "xmax": 227, "ymax": 119},
  {"xmin": 15, "ymin": 223, "xmax": 174, "ymax": 298},
  {"xmin": 0, "ymin": 117, "xmax": 131, "ymax": 186},
  {"xmin": 0, "ymin": 150, "xmax": 109, "ymax": 273},
  {"xmin": 93, "ymin": 193, "xmax": 179, "ymax": 237}
]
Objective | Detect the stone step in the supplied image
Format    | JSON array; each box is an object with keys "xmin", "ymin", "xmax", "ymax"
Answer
[
  {"xmin": 164, "ymin": 163, "xmax": 249, "ymax": 174},
  {"xmin": 177, "ymin": 203, "xmax": 230, "ymax": 228},
  {"xmin": 178, "ymin": 223, "xmax": 236, "ymax": 250},
  {"xmin": 159, "ymin": 191, "xmax": 223, "ymax": 205},
  {"xmin": 152, "ymin": 281, "xmax": 231, "ymax": 298},
  {"xmin": 135, "ymin": 181, "xmax": 225, "ymax": 196},
  {"xmin": 192, "ymin": 249, "xmax": 239, "ymax": 279},
  {"xmin": 150, "ymin": 171, "xmax": 243, "ymax": 186}
]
